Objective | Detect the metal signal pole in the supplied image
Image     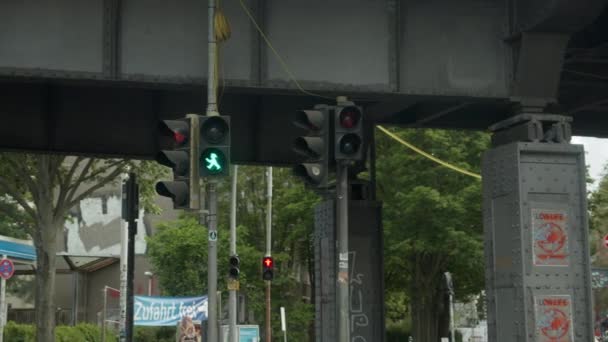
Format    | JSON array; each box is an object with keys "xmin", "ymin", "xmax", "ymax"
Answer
[
  {"xmin": 265, "ymin": 167, "xmax": 273, "ymax": 342},
  {"xmin": 336, "ymin": 162, "xmax": 350, "ymax": 342},
  {"xmin": 229, "ymin": 165, "xmax": 239, "ymax": 342}
]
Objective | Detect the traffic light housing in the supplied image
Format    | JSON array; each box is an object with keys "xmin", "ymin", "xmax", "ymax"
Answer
[
  {"xmin": 262, "ymin": 256, "xmax": 274, "ymax": 281},
  {"xmin": 229, "ymin": 255, "xmax": 240, "ymax": 279},
  {"xmin": 292, "ymin": 105, "xmax": 333, "ymax": 187},
  {"xmin": 334, "ymin": 105, "xmax": 364, "ymax": 161},
  {"xmin": 200, "ymin": 116, "xmax": 230, "ymax": 177},
  {"xmin": 155, "ymin": 119, "xmax": 192, "ymax": 209}
]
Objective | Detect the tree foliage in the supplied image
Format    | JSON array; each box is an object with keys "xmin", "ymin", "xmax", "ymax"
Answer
[
  {"xmin": 0, "ymin": 153, "xmax": 163, "ymax": 342},
  {"xmin": 376, "ymin": 127, "xmax": 488, "ymax": 340},
  {"xmin": 147, "ymin": 167, "xmax": 317, "ymax": 341}
]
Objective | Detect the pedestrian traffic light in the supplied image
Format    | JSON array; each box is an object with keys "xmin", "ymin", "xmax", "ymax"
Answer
[
  {"xmin": 229, "ymin": 255, "xmax": 240, "ymax": 279},
  {"xmin": 292, "ymin": 105, "xmax": 333, "ymax": 187},
  {"xmin": 334, "ymin": 104, "xmax": 364, "ymax": 161},
  {"xmin": 199, "ymin": 116, "xmax": 230, "ymax": 177},
  {"xmin": 262, "ymin": 256, "xmax": 274, "ymax": 281},
  {"xmin": 155, "ymin": 118, "xmax": 193, "ymax": 209}
]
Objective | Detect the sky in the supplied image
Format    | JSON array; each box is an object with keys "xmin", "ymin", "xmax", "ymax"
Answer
[{"xmin": 572, "ymin": 137, "xmax": 608, "ymax": 190}]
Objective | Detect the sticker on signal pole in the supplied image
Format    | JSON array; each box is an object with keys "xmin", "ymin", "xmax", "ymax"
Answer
[
  {"xmin": 532, "ymin": 208, "xmax": 569, "ymax": 266},
  {"xmin": 534, "ymin": 295, "xmax": 573, "ymax": 342},
  {"xmin": 208, "ymin": 230, "xmax": 217, "ymax": 242}
]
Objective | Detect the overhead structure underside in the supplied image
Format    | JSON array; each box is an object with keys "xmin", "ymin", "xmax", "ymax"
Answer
[{"xmin": 1, "ymin": 0, "xmax": 607, "ymax": 164}]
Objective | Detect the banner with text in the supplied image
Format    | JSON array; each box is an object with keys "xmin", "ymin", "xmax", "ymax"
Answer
[{"xmin": 134, "ymin": 295, "xmax": 208, "ymax": 326}]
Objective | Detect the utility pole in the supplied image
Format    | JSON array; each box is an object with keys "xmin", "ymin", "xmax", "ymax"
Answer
[
  {"xmin": 265, "ymin": 167, "xmax": 273, "ymax": 342},
  {"xmin": 336, "ymin": 162, "xmax": 350, "ymax": 342},
  {"xmin": 229, "ymin": 165, "xmax": 239, "ymax": 342}
]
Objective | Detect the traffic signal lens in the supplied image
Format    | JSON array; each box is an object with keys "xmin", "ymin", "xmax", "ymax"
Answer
[
  {"xmin": 201, "ymin": 148, "xmax": 227, "ymax": 174},
  {"xmin": 338, "ymin": 133, "xmax": 361, "ymax": 155},
  {"xmin": 338, "ymin": 107, "xmax": 361, "ymax": 129},
  {"xmin": 263, "ymin": 257, "xmax": 273, "ymax": 268},
  {"xmin": 174, "ymin": 131, "xmax": 187, "ymax": 145},
  {"xmin": 201, "ymin": 117, "xmax": 229, "ymax": 144}
]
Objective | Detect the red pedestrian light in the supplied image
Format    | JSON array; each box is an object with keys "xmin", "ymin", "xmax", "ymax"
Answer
[
  {"xmin": 338, "ymin": 106, "xmax": 361, "ymax": 129},
  {"xmin": 262, "ymin": 256, "xmax": 274, "ymax": 281}
]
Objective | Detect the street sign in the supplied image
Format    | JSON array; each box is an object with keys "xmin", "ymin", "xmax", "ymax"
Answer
[
  {"xmin": 0, "ymin": 259, "xmax": 14, "ymax": 280},
  {"xmin": 209, "ymin": 230, "xmax": 218, "ymax": 241},
  {"xmin": 603, "ymin": 233, "xmax": 608, "ymax": 249},
  {"xmin": 227, "ymin": 279, "xmax": 239, "ymax": 291}
]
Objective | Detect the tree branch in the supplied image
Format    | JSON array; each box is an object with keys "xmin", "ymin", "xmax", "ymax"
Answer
[
  {"xmin": 62, "ymin": 164, "xmax": 126, "ymax": 216},
  {"xmin": 55, "ymin": 157, "xmax": 85, "ymax": 213},
  {"xmin": 0, "ymin": 177, "xmax": 36, "ymax": 220},
  {"xmin": 64, "ymin": 158, "xmax": 96, "ymax": 202}
]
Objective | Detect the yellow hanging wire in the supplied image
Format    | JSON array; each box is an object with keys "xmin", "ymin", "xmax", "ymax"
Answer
[
  {"xmin": 238, "ymin": 0, "xmax": 334, "ymax": 100},
  {"xmin": 236, "ymin": 0, "xmax": 481, "ymax": 180},
  {"xmin": 377, "ymin": 125, "xmax": 482, "ymax": 180}
]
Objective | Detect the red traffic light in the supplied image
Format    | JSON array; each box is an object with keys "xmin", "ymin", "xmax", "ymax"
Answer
[
  {"xmin": 263, "ymin": 256, "xmax": 273, "ymax": 269},
  {"xmin": 338, "ymin": 106, "xmax": 361, "ymax": 129},
  {"xmin": 158, "ymin": 120, "xmax": 189, "ymax": 150}
]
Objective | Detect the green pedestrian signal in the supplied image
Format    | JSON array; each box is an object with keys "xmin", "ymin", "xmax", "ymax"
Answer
[
  {"xmin": 201, "ymin": 148, "xmax": 226, "ymax": 175},
  {"xmin": 199, "ymin": 116, "xmax": 230, "ymax": 177}
]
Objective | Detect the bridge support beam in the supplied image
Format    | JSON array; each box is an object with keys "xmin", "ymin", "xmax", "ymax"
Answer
[{"xmin": 482, "ymin": 114, "xmax": 593, "ymax": 341}]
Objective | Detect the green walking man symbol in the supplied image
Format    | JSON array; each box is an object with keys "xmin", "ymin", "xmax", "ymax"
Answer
[{"xmin": 205, "ymin": 152, "xmax": 222, "ymax": 171}]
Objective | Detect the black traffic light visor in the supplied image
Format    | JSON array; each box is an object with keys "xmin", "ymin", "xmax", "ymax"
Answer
[
  {"xmin": 293, "ymin": 137, "xmax": 323, "ymax": 160},
  {"xmin": 155, "ymin": 150, "xmax": 189, "ymax": 176},
  {"xmin": 293, "ymin": 163, "xmax": 324, "ymax": 185},
  {"xmin": 155, "ymin": 181, "xmax": 189, "ymax": 208},
  {"xmin": 158, "ymin": 120, "xmax": 189, "ymax": 150},
  {"xmin": 294, "ymin": 110, "xmax": 324, "ymax": 131}
]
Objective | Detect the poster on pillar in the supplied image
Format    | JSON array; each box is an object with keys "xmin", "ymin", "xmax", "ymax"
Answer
[
  {"xmin": 531, "ymin": 208, "xmax": 569, "ymax": 266},
  {"xmin": 534, "ymin": 295, "xmax": 574, "ymax": 342}
]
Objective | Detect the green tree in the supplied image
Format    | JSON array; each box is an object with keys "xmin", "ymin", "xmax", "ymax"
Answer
[
  {"xmin": 376, "ymin": 128, "xmax": 488, "ymax": 341},
  {"xmin": 0, "ymin": 154, "xmax": 163, "ymax": 342},
  {"xmin": 147, "ymin": 166, "xmax": 317, "ymax": 341}
]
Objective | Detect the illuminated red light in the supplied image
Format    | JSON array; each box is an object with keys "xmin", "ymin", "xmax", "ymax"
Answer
[
  {"xmin": 339, "ymin": 107, "xmax": 361, "ymax": 129},
  {"xmin": 174, "ymin": 132, "xmax": 187, "ymax": 145},
  {"xmin": 263, "ymin": 257, "xmax": 273, "ymax": 268}
]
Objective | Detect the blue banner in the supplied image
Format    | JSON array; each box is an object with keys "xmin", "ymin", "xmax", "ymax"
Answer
[{"xmin": 134, "ymin": 295, "xmax": 207, "ymax": 326}]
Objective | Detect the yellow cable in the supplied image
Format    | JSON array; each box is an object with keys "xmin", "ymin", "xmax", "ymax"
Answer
[
  {"xmin": 238, "ymin": 0, "xmax": 334, "ymax": 100},
  {"xmin": 236, "ymin": 1, "xmax": 478, "ymax": 180},
  {"xmin": 377, "ymin": 125, "xmax": 482, "ymax": 180}
]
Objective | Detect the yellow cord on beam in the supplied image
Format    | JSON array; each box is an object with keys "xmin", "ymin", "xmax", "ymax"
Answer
[
  {"xmin": 236, "ymin": 0, "xmax": 480, "ymax": 180},
  {"xmin": 377, "ymin": 125, "xmax": 482, "ymax": 180}
]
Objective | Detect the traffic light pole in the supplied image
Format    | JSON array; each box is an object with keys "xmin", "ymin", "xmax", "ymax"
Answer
[
  {"xmin": 207, "ymin": 181, "xmax": 219, "ymax": 342},
  {"xmin": 336, "ymin": 163, "xmax": 350, "ymax": 342},
  {"xmin": 265, "ymin": 167, "xmax": 273, "ymax": 342},
  {"xmin": 229, "ymin": 166, "xmax": 238, "ymax": 342}
]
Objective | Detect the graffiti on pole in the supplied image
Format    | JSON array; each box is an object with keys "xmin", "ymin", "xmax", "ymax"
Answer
[
  {"xmin": 534, "ymin": 295, "xmax": 573, "ymax": 342},
  {"xmin": 532, "ymin": 209, "xmax": 569, "ymax": 266}
]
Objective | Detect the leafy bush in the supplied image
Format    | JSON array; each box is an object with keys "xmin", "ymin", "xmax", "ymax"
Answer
[
  {"xmin": 3, "ymin": 322, "xmax": 117, "ymax": 341},
  {"xmin": 3, "ymin": 321, "xmax": 35, "ymax": 342},
  {"xmin": 134, "ymin": 326, "xmax": 176, "ymax": 342},
  {"xmin": 55, "ymin": 325, "xmax": 86, "ymax": 342}
]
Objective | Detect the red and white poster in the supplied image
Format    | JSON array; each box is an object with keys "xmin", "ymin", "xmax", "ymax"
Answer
[
  {"xmin": 534, "ymin": 295, "xmax": 573, "ymax": 342},
  {"xmin": 532, "ymin": 209, "xmax": 569, "ymax": 266}
]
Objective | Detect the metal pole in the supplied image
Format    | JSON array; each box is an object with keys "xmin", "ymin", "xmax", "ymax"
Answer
[
  {"xmin": 229, "ymin": 165, "xmax": 238, "ymax": 342},
  {"xmin": 0, "ymin": 255, "xmax": 7, "ymax": 342},
  {"xmin": 119, "ymin": 174, "xmax": 128, "ymax": 342},
  {"xmin": 280, "ymin": 306, "xmax": 287, "ymax": 342},
  {"xmin": 207, "ymin": 182, "xmax": 219, "ymax": 342},
  {"xmin": 265, "ymin": 167, "xmax": 273, "ymax": 342},
  {"xmin": 126, "ymin": 212, "xmax": 136, "ymax": 342},
  {"xmin": 206, "ymin": 0, "xmax": 218, "ymax": 116},
  {"xmin": 101, "ymin": 286, "xmax": 107, "ymax": 342},
  {"xmin": 336, "ymin": 163, "xmax": 350, "ymax": 342}
]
